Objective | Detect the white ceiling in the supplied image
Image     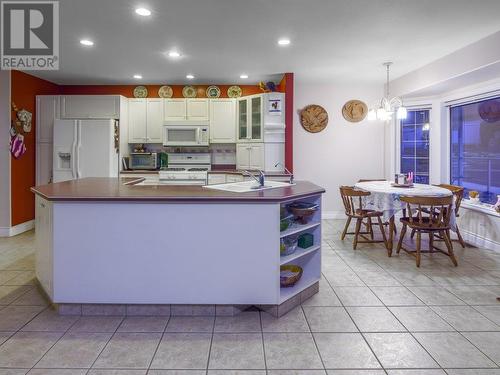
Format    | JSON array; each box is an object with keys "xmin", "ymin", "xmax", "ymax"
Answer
[{"xmin": 30, "ymin": 0, "xmax": 500, "ymax": 85}]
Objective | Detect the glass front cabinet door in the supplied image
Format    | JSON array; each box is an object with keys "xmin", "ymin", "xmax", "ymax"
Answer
[
  {"xmin": 238, "ymin": 98, "xmax": 247, "ymax": 140},
  {"xmin": 237, "ymin": 95, "xmax": 263, "ymax": 142}
]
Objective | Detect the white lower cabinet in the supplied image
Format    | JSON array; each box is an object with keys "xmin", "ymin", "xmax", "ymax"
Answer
[
  {"xmin": 35, "ymin": 196, "xmax": 53, "ymax": 299},
  {"xmin": 237, "ymin": 143, "xmax": 264, "ymax": 170}
]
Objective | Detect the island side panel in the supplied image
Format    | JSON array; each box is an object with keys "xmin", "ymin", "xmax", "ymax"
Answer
[{"xmin": 51, "ymin": 201, "xmax": 280, "ymax": 305}]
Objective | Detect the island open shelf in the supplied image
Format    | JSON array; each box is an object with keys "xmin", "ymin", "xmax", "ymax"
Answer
[{"xmin": 31, "ymin": 178, "xmax": 325, "ymax": 316}]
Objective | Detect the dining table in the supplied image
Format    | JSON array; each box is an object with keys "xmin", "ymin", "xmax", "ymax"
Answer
[{"xmin": 353, "ymin": 180, "xmax": 454, "ymax": 256}]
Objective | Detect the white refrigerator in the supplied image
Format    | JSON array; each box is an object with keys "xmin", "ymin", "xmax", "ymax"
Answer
[{"xmin": 53, "ymin": 119, "xmax": 119, "ymax": 183}]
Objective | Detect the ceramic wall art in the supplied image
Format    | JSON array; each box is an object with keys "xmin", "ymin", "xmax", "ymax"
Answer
[
  {"xmin": 158, "ymin": 85, "xmax": 173, "ymax": 98},
  {"xmin": 133, "ymin": 86, "xmax": 148, "ymax": 98},
  {"xmin": 206, "ymin": 85, "xmax": 221, "ymax": 98},
  {"xmin": 300, "ymin": 104, "xmax": 328, "ymax": 133},
  {"xmin": 17, "ymin": 109, "xmax": 32, "ymax": 132},
  {"xmin": 182, "ymin": 85, "xmax": 197, "ymax": 98},
  {"xmin": 342, "ymin": 100, "xmax": 368, "ymax": 123},
  {"xmin": 227, "ymin": 85, "xmax": 242, "ymax": 98}
]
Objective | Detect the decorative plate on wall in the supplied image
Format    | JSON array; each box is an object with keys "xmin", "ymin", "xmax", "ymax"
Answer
[
  {"xmin": 182, "ymin": 85, "xmax": 197, "ymax": 98},
  {"xmin": 158, "ymin": 85, "xmax": 173, "ymax": 98},
  {"xmin": 133, "ymin": 86, "xmax": 148, "ymax": 98},
  {"xmin": 478, "ymin": 99, "xmax": 500, "ymax": 123},
  {"xmin": 342, "ymin": 100, "xmax": 368, "ymax": 123},
  {"xmin": 206, "ymin": 85, "xmax": 221, "ymax": 98},
  {"xmin": 227, "ymin": 85, "xmax": 242, "ymax": 98},
  {"xmin": 300, "ymin": 104, "xmax": 328, "ymax": 133}
]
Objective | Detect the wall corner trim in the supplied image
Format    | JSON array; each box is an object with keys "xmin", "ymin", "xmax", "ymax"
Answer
[{"xmin": 0, "ymin": 219, "xmax": 34, "ymax": 237}]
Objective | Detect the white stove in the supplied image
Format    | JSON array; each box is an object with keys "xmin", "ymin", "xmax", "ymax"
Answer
[{"xmin": 158, "ymin": 153, "xmax": 211, "ymax": 185}]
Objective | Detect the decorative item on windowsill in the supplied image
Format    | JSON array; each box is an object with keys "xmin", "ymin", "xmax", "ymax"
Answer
[
  {"xmin": 300, "ymin": 104, "xmax": 328, "ymax": 133},
  {"xmin": 469, "ymin": 191, "xmax": 480, "ymax": 204},
  {"xmin": 494, "ymin": 195, "xmax": 500, "ymax": 213},
  {"xmin": 367, "ymin": 62, "xmax": 407, "ymax": 121}
]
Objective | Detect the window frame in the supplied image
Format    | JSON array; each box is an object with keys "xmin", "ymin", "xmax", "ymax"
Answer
[{"xmin": 396, "ymin": 106, "xmax": 433, "ymax": 182}]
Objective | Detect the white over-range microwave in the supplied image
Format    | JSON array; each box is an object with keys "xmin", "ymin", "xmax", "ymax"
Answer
[{"xmin": 163, "ymin": 124, "xmax": 209, "ymax": 146}]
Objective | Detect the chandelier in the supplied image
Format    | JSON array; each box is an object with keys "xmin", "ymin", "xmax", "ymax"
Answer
[{"xmin": 368, "ymin": 62, "xmax": 407, "ymax": 121}]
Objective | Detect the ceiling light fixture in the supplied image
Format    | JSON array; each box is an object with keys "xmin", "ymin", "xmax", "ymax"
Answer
[
  {"xmin": 135, "ymin": 7, "xmax": 151, "ymax": 16},
  {"xmin": 186, "ymin": 74, "xmax": 194, "ymax": 79},
  {"xmin": 133, "ymin": 74, "xmax": 142, "ymax": 79},
  {"xmin": 168, "ymin": 51, "xmax": 181, "ymax": 58},
  {"xmin": 79, "ymin": 39, "xmax": 94, "ymax": 46},
  {"xmin": 367, "ymin": 62, "xmax": 407, "ymax": 121},
  {"xmin": 278, "ymin": 38, "xmax": 290, "ymax": 46},
  {"xmin": 240, "ymin": 74, "xmax": 248, "ymax": 79}
]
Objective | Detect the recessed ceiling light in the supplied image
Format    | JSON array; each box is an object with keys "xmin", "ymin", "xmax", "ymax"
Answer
[
  {"xmin": 135, "ymin": 7, "xmax": 151, "ymax": 16},
  {"xmin": 186, "ymin": 74, "xmax": 194, "ymax": 79},
  {"xmin": 79, "ymin": 39, "xmax": 94, "ymax": 46},
  {"xmin": 168, "ymin": 51, "xmax": 181, "ymax": 58},
  {"xmin": 240, "ymin": 74, "xmax": 248, "ymax": 79},
  {"xmin": 278, "ymin": 38, "xmax": 290, "ymax": 46},
  {"xmin": 133, "ymin": 74, "xmax": 142, "ymax": 79}
]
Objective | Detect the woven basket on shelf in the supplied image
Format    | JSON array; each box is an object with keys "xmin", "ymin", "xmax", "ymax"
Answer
[{"xmin": 280, "ymin": 265, "xmax": 303, "ymax": 288}]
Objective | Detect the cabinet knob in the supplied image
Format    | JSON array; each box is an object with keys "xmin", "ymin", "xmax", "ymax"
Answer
[{"xmin": 39, "ymin": 202, "xmax": 45, "ymax": 208}]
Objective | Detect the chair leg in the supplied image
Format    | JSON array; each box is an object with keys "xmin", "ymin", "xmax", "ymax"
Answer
[
  {"xmin": 353, "ymin": 218, "xmax": 362, "ymax": 250},
  {"xmin": 455, "ymin": 225, "xmax": 466, "ymax": 248},
  {"xmin": 410, "ymin": 229, "xmax": 416, "ymax": 239},
  {"xmin": 396, "ymin": 224, "xmax": 407, "ymax": 254},
  {"xmin": 443, "ymin": 230, "xmax": 458, "ymax": 266},
  {"xmin": 341, "ymin": 217, "xmax": 352, "ymax": 240},
  {"xmin": 368, "ymin": 217, "xmax": 374, "ymax": 240},
  {"xmin": 377, "ymin": 216, "xmax": 388, "ymax": 249},
  {"xmin": 416, "ymin": 231, "xmax": 421, "ymax": 267},
  {"xmin": 429, "ymin": 232, "xmax": 434, "ymax": 252}
]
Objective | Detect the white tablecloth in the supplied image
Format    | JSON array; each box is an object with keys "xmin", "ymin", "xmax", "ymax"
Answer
[{"xmin": 353, "ymin": 181, "xmax": 455, "ymax": 229}]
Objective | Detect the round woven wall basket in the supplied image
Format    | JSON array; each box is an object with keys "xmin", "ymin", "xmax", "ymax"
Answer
[{"xmin": 300, "ymin": 104, "xmax": 328, "ymax": 133}]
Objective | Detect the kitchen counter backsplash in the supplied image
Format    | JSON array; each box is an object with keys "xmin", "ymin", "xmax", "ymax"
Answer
[{"xmin": 126, "ymin": 144, "xmax": 235, "ymax": 165}]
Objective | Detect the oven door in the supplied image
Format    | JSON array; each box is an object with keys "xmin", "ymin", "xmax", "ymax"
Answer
[{"xmin": 163, "ymin": 126, "xmax": 208, "ymax": 146}]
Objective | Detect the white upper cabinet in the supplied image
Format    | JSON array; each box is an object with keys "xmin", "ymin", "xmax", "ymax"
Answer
[
  {"xmin": 186, "ymin": 99, "xmax": 209, "ymax": 120},
  {"xmin": 36, "ymin": 95, "xmax": 59, "ymax": 143},
  {"xmin": 237, "ymin": 94, "xmax": 263, "ymax": 142},
  {"xmin": 209, "ymin": 99, "xmax": 236, "ymax": 143},
  {"xmin": 164, "ymin": 99, "xmax": 187, "ymax": 121},
  {"xmin": 236, "ymin": 143, "xmax": 264, "ymax": 170},
  {"xmin": 146, "ymin": 99, "xmax": 163, "ymax": 143},
  {"xmin": 128, "ymin": 99, "xmax": 147, "ymax": 143},
  {"xmin": 164, "ymin": 98, "xmax": 209, "ymax": 121},
  {"xmin": 60, "ymin": 95, "xmax": 120, "ymax": 119}
]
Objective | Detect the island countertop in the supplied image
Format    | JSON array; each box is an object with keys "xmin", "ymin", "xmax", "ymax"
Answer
[{"xmin": 31, "ymin": 177, "xmax": 325, "ymax": 202}]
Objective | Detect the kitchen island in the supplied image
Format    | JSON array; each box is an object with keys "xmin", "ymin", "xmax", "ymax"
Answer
[{"xmin": 31, "ymin": 178, "xmax": 325, "ymax": 316}]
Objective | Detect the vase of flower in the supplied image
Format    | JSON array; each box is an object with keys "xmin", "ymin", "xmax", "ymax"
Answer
[{"xmin": 494, "ymin": 195, "xmax": 500, "ymax": 213}]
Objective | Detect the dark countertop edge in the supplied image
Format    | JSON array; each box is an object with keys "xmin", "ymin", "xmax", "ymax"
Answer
[{"xmin": 31, "ymin": 189, "xmax": 325, "ymax": 203}]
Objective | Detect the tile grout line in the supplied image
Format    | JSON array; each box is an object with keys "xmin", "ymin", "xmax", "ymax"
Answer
[
  {"xmin": 258, "ymin": 310, "xmax": 269, "ymax": 373},
  {"xmin": 299, "ymin": 304, "xmax": 328, "ymax": 373},
  {"xmin": 146, "ymin": 314, "xmax": 171, "ymax": 373},
  {"xmin": 328, "ymin": 241, "xmax": 447, "ymax": 373}
]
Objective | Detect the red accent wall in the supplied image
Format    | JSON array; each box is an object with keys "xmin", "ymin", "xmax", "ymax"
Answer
[
  {"xmin": 60, "ymin": 85, "xmax": 262, "ymax": 98},
  {"xmin": 10, "ymin": 71, "xmax": 60, "ymax": 226}
]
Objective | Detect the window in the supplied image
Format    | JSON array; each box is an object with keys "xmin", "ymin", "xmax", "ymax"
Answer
[
  {"xmin": 400, "ymin": 109, "xmax": 430, "ymax": 184},
  {"xmin": 450, "ymin": 97, "xmax": 500, "ymax": 204}
]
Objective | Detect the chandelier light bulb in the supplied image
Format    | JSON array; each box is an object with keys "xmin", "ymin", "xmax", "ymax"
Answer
[
  {"xmin": 367, "ymin": 109, "xmax": 377, "ymax": 121},
  {"xmin": 397, "ymin": 106, "xmax": 408, "ymax": 120}
]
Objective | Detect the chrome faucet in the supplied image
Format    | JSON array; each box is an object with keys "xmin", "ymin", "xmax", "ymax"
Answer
[
  {"xmin": 274, "ymin": 162, "xmax": 294, "ymax": 184},
  {"xmin": 243, "ymin": 170, "xmax": 266, "ymax": 188}
]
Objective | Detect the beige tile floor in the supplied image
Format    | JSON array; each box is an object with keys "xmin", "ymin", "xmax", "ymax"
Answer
[{"xmin": 0, "ymin": 220, "xmax": 499, "ymax": 374}]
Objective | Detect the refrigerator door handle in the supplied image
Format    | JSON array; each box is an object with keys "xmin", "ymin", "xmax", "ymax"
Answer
[
  {"xmin": 71, "ymin": 121, "xmax": 78, "ymax": 179},
  {"xmin": 76, "ymin": 120, "xmax": 82, "ymax": 178}
]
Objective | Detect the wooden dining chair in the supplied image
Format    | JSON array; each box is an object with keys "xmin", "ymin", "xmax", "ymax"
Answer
[
  {"xmin": 357, "ymin": 179, "xmax": 397, "ymax": 235},
  {"xmin": 410, "ymin": 184, "xmax": 465, "ymax": 248},
  {"xmin": 397, "ymin": 195, "xmax": 457, "ymax": 267},
  {"xmin": 339, "ymin": 186, "xmax": 388, "ymax": 250}
]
